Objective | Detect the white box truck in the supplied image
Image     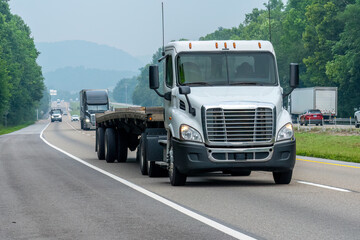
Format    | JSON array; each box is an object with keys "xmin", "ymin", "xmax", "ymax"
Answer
[
  {"xmin": 289, "ymin": 87, "xmax": 337, "ymax": 120},
  {"xmin": 96, "ymin": 40, "xmax": 299, "ymax": 186}
]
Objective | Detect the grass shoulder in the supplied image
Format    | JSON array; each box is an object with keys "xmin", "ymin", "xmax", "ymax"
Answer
[
  {"xmin": 0, "ymin": 121, "xmax": 35, "ymax": 135},
  {"xmin": 295, "ymin": 128, "xmax": 360, "ymax": 163}
]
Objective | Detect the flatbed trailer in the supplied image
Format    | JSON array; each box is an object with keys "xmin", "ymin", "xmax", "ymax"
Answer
[{"xmin": 95, "ymin": 107, "xmax": 168, "ymax": 176}]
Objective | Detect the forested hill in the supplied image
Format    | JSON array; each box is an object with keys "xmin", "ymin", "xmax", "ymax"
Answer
[
  {"xmin": 0, "ymin": 0, "xmax": 44, "ymax": 125},
  {"xmin": 37, "ymin": 41, "xmax": 143, "ymax": 73},
  {"xmin": 130, "ymin": 0, "xmax": 360, "ymax": 117}
]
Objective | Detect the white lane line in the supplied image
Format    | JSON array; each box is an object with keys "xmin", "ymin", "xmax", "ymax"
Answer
[
  {"xmin": 66, "ymin": 121, "xmax": 79, "ymax": 132},
  {"xmin": 297, "ymin": 181, "xmax": 352, "ymax": 193},
  {"xmin": 40, "ymin": 124, "xmax": 256, "ymax": 240}
]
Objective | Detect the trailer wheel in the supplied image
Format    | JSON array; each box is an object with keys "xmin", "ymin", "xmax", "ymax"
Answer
[
  {"xmin": 273, "ymin": 170, "xmax": 292, "ymax": 184},
  {"xmin": 96, "ymin": 127, "xmax": 105, "ymax": 160},
  {"xmin": 168, "ymin": 137, "xmax": 187, "ymax": 186},
  {"xmin": 139, "ymin": 137, "xmax": 148, "ymax": 175},
  {"xmin": 117, "ymin": 130, "xmax": 128, "ymax": 162},
  {"xmin": 105, "ymin": 128, "xmax": 116, "ymax": 163}
]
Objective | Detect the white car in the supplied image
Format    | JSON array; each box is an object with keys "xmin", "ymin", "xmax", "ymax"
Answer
[
  {"xmin": 355, "ymin": 110, "xmax": 360, "ymax": 128},
  {"xmin": 71, "ymin": 115, "xmax": 80, "ymax": 121}
]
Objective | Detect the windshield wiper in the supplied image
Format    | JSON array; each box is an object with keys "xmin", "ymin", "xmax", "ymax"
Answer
[{"xmin": 183, "ymin": 82, "xmax": 213, "ymax": 86}]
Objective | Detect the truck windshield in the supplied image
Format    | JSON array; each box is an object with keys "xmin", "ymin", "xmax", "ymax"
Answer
[
  {"xmin": 87, "ymin": 105, "xmax": 108, "ymax": 111},
  {"xmin": 177, "ymin": 52, "xmax": 277, "ymax": 86},
  {"xmin": 52, "ymin": 110, "xmax": 61, "ymax": 114}
]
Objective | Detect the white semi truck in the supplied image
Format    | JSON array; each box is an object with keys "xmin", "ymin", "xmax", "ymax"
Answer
[{"xmin": 95, "ymin": 40, "xmax": 299, "ymax": 186}]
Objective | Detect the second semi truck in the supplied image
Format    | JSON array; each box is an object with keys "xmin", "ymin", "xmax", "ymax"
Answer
[
  {"xmin": 80, "ymin": 89, "xmax": 109, "ymax": 130},
  {"xmin": 95, "ymin": 40, "xmax": 299, "ymax": 186}
]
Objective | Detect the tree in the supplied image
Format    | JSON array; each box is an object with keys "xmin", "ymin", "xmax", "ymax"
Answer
[
  {"xmin": 113, "ymin": 76, "xmax": 137, "ymax": 104},
  {"xmin": 326, "ymin": 0, "xmax": 360, "ymax": 116},
  {"xmin": 132, "ymin": 48, "xmax": 163, "ymax": 107},
  {"xmin": 0, "ymin": 0, "xmax": 44, "ymax": 126}
]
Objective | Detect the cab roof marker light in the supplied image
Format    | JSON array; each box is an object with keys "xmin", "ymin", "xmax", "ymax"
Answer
[
  {"xmin": 258, "ymin": 42, "xmax": 262, "ymax": 49},
  {"xmin": 224, "ymin": 42, "xmax": 227, "ymax": 49},
  {"xmin": 233, "ymin": 42, "xmax": 236, "ymax": 49},
  {"xmin": 189, "ymin": 42, "xmax": 192, "ymax": 49},
  {"xmin": 215, "ymin": 42, "xmax": 218, "ymax": 49}
]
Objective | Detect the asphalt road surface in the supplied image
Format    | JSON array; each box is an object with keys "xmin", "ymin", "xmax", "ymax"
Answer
[{"xmin": 1, "ymin": 116, "xmax": 359, "ymax": 240}]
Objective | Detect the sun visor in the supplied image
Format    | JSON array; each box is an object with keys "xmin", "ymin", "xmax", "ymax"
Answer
[{"xmin": 85, "ymin": 91, "xmax": 108, "ymax": 104}]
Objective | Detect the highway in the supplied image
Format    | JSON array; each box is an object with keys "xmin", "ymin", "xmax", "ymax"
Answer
[{"xmin": 0, "ymin": 116, "xmax": 359, "ymax": 240}]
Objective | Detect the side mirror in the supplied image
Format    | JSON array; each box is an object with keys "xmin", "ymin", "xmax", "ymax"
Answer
[
  {"xmin": 179, "ymin": 86, "xmax": 191, "ymax": 95},
  {"xmin": 149, "ymin": 65, "xmax": 159, "ymax": 90},
  {"xmin": 290, "ymin": 63, "xmax": 299, "ymax": 88}
]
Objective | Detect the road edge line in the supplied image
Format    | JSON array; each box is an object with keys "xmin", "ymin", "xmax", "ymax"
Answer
[{"xmin": 40, "ymin": 123, "xmax": 256, "ymax": 240}]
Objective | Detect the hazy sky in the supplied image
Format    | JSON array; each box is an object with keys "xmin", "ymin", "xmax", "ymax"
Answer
[{"xmin": 9, "ymin": 0, "xmax": 270, "ymax": 58}]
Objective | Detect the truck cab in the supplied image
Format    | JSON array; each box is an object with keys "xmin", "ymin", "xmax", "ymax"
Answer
[
  {"xmin": 80, "ymin": 89, "xmax": 109, "ymax": 130},
  {"xmin": 150, "ymin": 40, "xmax": 299, "ymax": 185}
]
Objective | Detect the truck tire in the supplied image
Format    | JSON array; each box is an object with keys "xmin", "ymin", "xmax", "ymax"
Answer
[
  {"xmin": 96, "ymin": 127, "xmax": 105, "ymax": 160},
  {"xmin": 117, "ymin": 130, "xmax": 128, "ymax": 162},
  {"xmin": 356, "ymin": 117, "xmax": 359, "ymax": 128},
  {"xmin": 139, "ymin": 138, "xmax": 148, "ymax": 175},
  {"xmin": 273, "ymin": 170, "xmax": 292, "ymax": 184},
  {"xmin": 105, "ymin": 128, "xmax": 116, "ymax": 163},
  {"xmin": 168, "ymin": 138, "xmax": 187, "ymax": 186}
]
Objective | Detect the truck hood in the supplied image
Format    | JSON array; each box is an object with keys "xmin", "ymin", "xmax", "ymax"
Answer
[{"xmin": 187, "ymin": 86, "xmax": 283, "ymax": 111}]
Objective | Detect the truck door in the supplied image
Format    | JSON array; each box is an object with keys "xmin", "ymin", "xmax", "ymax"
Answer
[{"xmin": 164, "ymin": 54, "xmax": 175, "ymax": 132}]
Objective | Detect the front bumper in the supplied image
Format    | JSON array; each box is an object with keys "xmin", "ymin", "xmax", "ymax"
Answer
[
  {"xmin": 51, "ymin": 117, "xmax": 62, "ymax": 121},
  {"xmin": 172, "ymin": 139, "xmax": 296, "ymax": 175}
]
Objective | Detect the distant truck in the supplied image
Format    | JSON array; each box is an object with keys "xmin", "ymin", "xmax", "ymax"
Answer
[
  {"xmin": 288, "ymin": 87, "xmax": 337, "ymax": 120},
  {"xmin": 79, "ymin": 89, "xmax": 109, "ymax": 130}
]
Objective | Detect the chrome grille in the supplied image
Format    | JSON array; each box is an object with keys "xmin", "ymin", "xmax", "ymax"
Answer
[{"xmin": 205, "ymin": 107, "xmax": 274, "ymax": 144}]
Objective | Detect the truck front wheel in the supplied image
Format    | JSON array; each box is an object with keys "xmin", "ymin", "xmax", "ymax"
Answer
[
  {"xmin": 105, "ymin": 128, "xmax": 116, "ymax": 163},
  {"xmin": 273, "ymin": 170, "xmax": 293, "ymax": 184},
  {"xmin": 139, "ymin": 138, "xmax": 148, "ymax": 175},
  {"xmin": 96, "ymin": 127, "xmax": 105, "ymax": 160},
  {"xmin": 168, "ymin": 138, "xmax": 187, "ymax": 186}
]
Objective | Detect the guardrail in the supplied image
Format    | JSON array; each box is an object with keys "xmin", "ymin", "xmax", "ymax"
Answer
[{"xmin": 293, "ymin": 117, "xmax": 360, "ymax": 132}]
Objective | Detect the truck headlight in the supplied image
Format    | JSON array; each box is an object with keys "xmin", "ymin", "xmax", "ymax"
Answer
[
  {"xmin": 277, "ymin": 123, "xmax": 294, "ymax": 141},
  {"xmin": 180, "ymin": 124, "xmax": 202, "ymax": 142},
  {"xmin": 85, "ymin": 118, "xmax": 90, "ymax": 123}
]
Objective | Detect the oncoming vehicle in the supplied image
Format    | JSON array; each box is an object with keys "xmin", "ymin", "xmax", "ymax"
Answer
[
  {"xmin": 300, "ymin": 109, "xmax": 323, "ymax": 126},
  {"xmin": 50, "ymin": 109, "xmax": 63, "ymax": 122},
  {"xmin": 71, "ymin": 115, "xmax": 80, "ymax": 121},
  {"xmin": 79, "ymin": 89, "xmax": 109, "ymax": 130}
]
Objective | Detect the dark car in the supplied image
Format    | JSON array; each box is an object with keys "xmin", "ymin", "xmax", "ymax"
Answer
[{"xmin": 300, "ymin": 109, "xmax": 323, "ymax": 126}]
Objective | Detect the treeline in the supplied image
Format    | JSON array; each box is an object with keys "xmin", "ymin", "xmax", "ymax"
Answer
[
  {"xmin": 0, "ymin": 0, "xmax": 44, "ymax": 126},
  {"xmin": 128, "ymin": 0, "xmax": 360, "ymax": 117},
  {"xmin": 200, "ymin": 0, "xmax": 360, "ymax": 117}
]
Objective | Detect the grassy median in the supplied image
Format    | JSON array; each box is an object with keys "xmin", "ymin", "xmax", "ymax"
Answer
[
  {"xmin": 295, "ymin": 129, "xmax": 360, "ymax": 163},
  {"xmin": 0, "ymin": 122, "xmax": 34, "ymax": 135}
]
